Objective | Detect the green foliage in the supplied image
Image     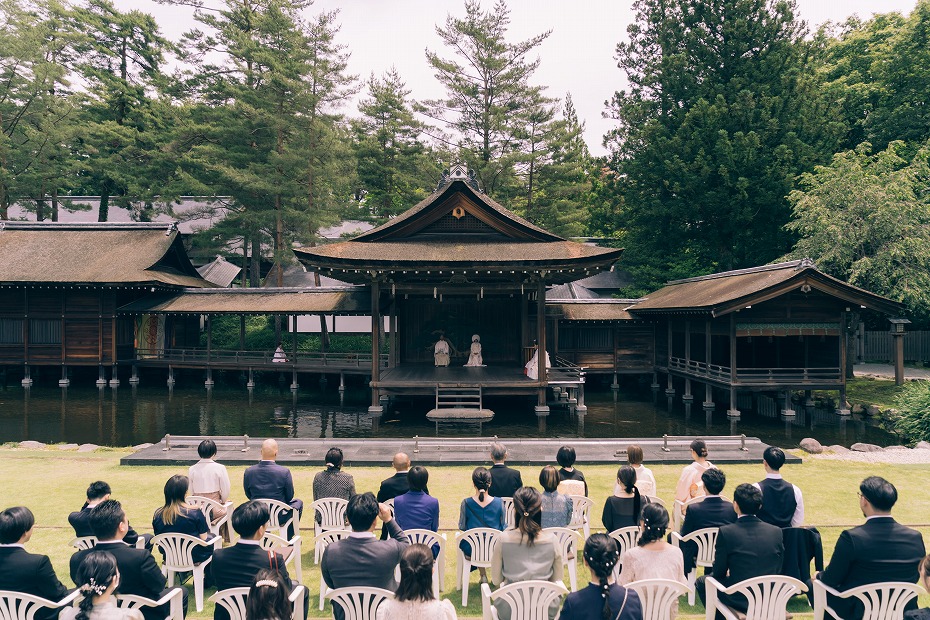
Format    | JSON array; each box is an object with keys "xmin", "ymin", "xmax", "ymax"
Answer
[
  {"xmin": 201, "ymin": 314, "xmax": 374, "ymax": 353},
  {"xmin": 785, "ymin": 141, "xmax": 930, "ymax": 321},
  {"xmin": 893, "ymin": 380, "xmax": 930, "ymax": 443}
]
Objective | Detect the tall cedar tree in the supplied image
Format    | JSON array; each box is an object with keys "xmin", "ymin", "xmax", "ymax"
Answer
[
  {"xmin": 606, "ymin": 0, "xmax": 842, "ymax": 294},
  {"xmin": 424, "ymin": 0, "xmax": 550, "ymax": 199}
]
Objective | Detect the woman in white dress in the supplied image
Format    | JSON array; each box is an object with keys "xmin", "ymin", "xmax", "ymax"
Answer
[
  {"xmin": 464, "ymin": 334, "xmax": 483, "ymax": 366},
  {"xmin": 674, "ymin": 439, "xmax": 715, "ymax": 513},
  {"xmin": 619, "ymin": 504, "xmax": 686, "ymax": 617},
  {"xmin": 377, "ymin": 544, "xmax": 457, "ymax": 620},
  {"xmin": 626, "ymin": 444, "xmax": 657, "ymax": 497},
  {"xmin": 62, "ymin": 551, "xmax": 143, "ymax": 620}
]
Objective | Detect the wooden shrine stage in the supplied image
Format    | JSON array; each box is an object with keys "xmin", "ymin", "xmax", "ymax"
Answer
[{"xmin": 373, "ymin": 364, "xmax": 542, "ymax": 397}]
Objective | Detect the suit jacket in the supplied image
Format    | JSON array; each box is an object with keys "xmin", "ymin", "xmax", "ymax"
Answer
[
  {"xmin": 488, "ymin": 464, "xmax": 523, "ymax": 498},
  {"xmin": 321, "ymin": 520, "xmax": 409, "ymax": 591},
  {"xmin": 212, "ymin": 541, "xmax": 291, "ymax": 620},
  {"xmin": 70, "ymin": 541, "xmax": 166, "ymax": 600},
  {"xmin": 243, "ymin": 461, "xmax": 295, "ymax": 503},
  {"xmin": 0, "ymin": 546, "xmax": 69, "ymax": 603},
  {"xmin": 681, "ymin": 496, "xmax": 737, "ymax": 536},
  {"xmin": 376, "ymin": 472, "xmax": 409, "ymax": 502},
  {"xmin": 820, "ymin": 516, "xmax": 925, "ymax": 617},
  {"xmin": 69, "ymin": 505, "xmax": 141, "ymax": 547},
  {"xmin": 712, "ymin": 515, "xmax": 784, "ymax": 586}
]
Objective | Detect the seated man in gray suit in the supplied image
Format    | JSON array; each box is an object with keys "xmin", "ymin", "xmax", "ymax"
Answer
[{"xmin": 321, "ymin": 492, "xmax": 409, "ymax": 620}]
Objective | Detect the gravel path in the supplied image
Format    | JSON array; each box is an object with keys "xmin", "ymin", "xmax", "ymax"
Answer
[
  {"xmin": 805, "ymin": 447, "xmax": 930, "ymax": 464},
  {"xmin": 854, "ymin": 363, "xmax": 930, "ymax": 380}
]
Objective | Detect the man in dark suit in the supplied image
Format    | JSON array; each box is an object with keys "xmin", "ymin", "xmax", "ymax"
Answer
[
  {"xmin": 813, "ymin": 476, "xmax": 926, "ymax": 618},
  {"xmin": 212, "ymin": 501, "xmax": 306, "ymax": 620},
  {"xmin": 696, "ymin": 484, "xmax": 784, "ymax": 618},
  {"xmin": 0, "ymin": 506, "xmax": 70, "ymax": 620},
  {"xmin": 488, "ymin": 442, "xmax": 522, "ymax": 498},
  {"xmin": 243, "ymin": 439, "xmax": 303, "ymax": 539},
  {"xmin": 321, "ymin": 492, "xmax": 409, "ymax": 620},
  {"xmin": 70, "ymin": 500, "xmax": 187, "ymax": 620},
  {"xmin": 68, "ymin": 480, "xmax": 147, "ymax": 548},
  {"xmin": 679, "ymin": 468, "xmax": 737, "ymax": 574},
  {"xmin": 376, "ymin": 452, "xmax": 430, "ymax": 501},
  {"xmin": 753, "ymin": 446, "xmax": 804, "ymax": 528}
]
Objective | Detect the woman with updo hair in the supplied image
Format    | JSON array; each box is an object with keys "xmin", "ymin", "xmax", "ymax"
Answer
[
  {"xmin": 245, "ymin": 569, "xmax": 292, "ymax": 620},
  {"xmin": 61, "ymin": 551, "xmax": 143, "ymax": 620},
  {"xmin": 603, "ymin": 466, "xmax": 650, "ymax": 532},
  {"xmin": 619, "ymin": 504, "xmax": 686, "ymax": 617},
  {"xmin": 376, "ymin": 544, "xmax": 457, "ymax": 619},
  {"xmin": 674, "ymin": 439, "xmax": 715, "ymax": 509},
  {"xmin": 458, "ymin": 467, "xmax": 505, "ymax": 583},
  {"xmin": 491, "ymin": 487, "xmax": 563, "ymax": 620},
  {"xmin": 559, "ymin": 534, "xmax": 643, "ymax": 620}
]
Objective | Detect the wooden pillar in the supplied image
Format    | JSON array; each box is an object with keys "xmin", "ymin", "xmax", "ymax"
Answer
[
  {"xmin": 206, "ymin": 315, "xmax": 212, "ymax": 360},
  {"xmin": 536, "ymin": 279, "xmax": 548, "ymax": 415},
  {"xmin": 389, "ymin": 301, "xmax": 397, "ymax": 368},
  {"xmin": 370, "ymin": 280, "xmax": 382, "ymax": 413},
  {"xmin": 239, "ymin": 315, "xmax": 246, "ymax": 350},
  {"xmin": 893, "ymin": 333, "xmax": 905, "ymax": 386},
  {"xmin": 521, "ymin": 292, "xmax": 529, "ymax": 351},
  {"xmin": 705, "ymin": 320, "xmax": 712, "ymax": 365},
  {"xmin": 727, "ymin": 314, "xmax": 739, "ymax": 418}
]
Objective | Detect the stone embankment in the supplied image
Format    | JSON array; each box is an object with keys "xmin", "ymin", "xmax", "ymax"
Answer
[{"xmin": 798, "ymin": 437, "xmax": 930, "ymax": 464}]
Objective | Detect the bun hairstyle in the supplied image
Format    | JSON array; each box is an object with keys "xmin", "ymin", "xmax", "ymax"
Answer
[
  {"xmin": 617, "ymin": 465, "xmax": 642, "ymax": 521},
  {"xmin": 513, "ymin": 486, "xmax": 542, "ymax": 545},
  {"xmin": 325, "ymin": 447, "xmax": 344, "ymax": 469},
  {"xmin": 472, "ymin": 467, "xmax": 492, "ymax": 502},
  {"xmin": 583, "ymin": 534, "xmax": 620, "ymax": 620},
  {"xmin": 245, "ymin": 569, "xmax": 291, "ymax": 620},
  {"xmin": 75, "ymin": 551, "xmax": 118, "ymax": 620},
  {"xmin": 395, "ymin": 544, "xmax": 435, "ymax": 602},
  {"xmin": 690, "ymin": 439, "xmax": 708, "ymax": 459},
  {"xmin": 638, "ymin": 503, "xmax": 670, "ymax": 546}
]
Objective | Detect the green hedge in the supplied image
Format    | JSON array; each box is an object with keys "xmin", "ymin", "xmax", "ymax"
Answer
[
  {"xmin": 199, "ymin": 315, "xmax": 379, "ymax": 353},
  {"xmin": 893, "ymin": 380, "xmax": 930, "ymax": 443}
]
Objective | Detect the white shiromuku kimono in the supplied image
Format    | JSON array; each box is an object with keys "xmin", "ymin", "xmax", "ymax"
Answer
[
  {"xmin": 524, "ymin": 348, "xmax": 550, "ymax": 380},
  {"xmin": 465, "ymin": 334, "xmax": 484, "ymax": 367}
]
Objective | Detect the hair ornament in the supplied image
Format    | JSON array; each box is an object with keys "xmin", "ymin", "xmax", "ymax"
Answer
[
  {"xmin": 523, "ymin": 511, "xmax": 529, "ymax": 517},
  {"xmin": 255, "ymin": 579, "xmax": 278, "ymax": 588},
  {"xmin": 80, "ymin": 578, "xmax": 107, "ymax": 596}
]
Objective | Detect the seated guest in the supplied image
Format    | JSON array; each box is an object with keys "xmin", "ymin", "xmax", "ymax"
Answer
[
  {"xmin": 62, "ymin": 550, "xmax": 143, "ymax": 620},
  {"xmin": 539, "ymin": 465, "xmax": 573, "ymax": 528},
  {"xmin": 619, "ymin": 504, "xmax": 685, "ymax": 617},
  {"xmin": 491, "ymin": 487, "xmax": 563, "ymax": 620},
  {"xmin": 244, "ymin": 439, "xmax": 303, "ymax": 539},
  {"xmin": 0, "ymin": 506, "xmax": 69, "ymax": 620},
  {"xmin": 752, "ymin": 446, "xmax": 804, "ymax": 528},
  {"xmin": 555, "ymin": 445, "xmax": 588, "ymax": 496},
  {"xmin": 321, "ymin": 492, "xmax": 409, "ymax": 620},
  {"xmin": 393, "ymin": 466, "xmax": 440, "ymax": 535},
  {"xmin": 488, "ymin": 442, "xmax": 523, "ymax": 498},
  {"xmin": 376, "ymin": 452, "xmax": 425, "ymax": 502},
  {"xmin": 376, "ymin": 544, "xmax": 457, "ymax": 620},
  {"xmin": 312, "ymin": 447, "xmax": 356, "ymax": 503},
  {"xmin": 679, "ymin": 468, "xmax": 737, "ymax": 575},
  {"xmin": 71, "ymin": 500, "xmax": 187, "ymax": 620},
  {"xmin": 675, "ymin": 439, "xmax": 715, "ymax": 511},
  {"xmin": 603, "ymin": 465, "xmax": 649, "ymax": 532},
  {"xmin": 627, "ymin": 444, "xmax": 657, "ymax": 497},
  {"xmin": 245, "ymin": 569, "xmax": 292, "ymax": 620},
  {"xmin": 560, "ymin": 534, "xmax": 643, "ymax": 620},
  {"xmin": 696, "ymin": 484, "xmax": 783, "ymax": 619},
  {"xmin": 814, "ymin": 476, "xmax": 926, "ymax": 619},
  {"xmin": 69, "ymin": 481, "xmax": 144, "ymax": 547},
  {"xmin": 905, "ymin": 554, "xmax": 930, "ymax": 620},
  {"xmin": 188, "ymin": 440, "xmax": 231, "ymax": 540},
  {"xmin": 152, "ymin": 475, "xmax": 213, "ymax": 565},
  {"xmin": 458, "ymin": 467, "xmax": 506, "ymax": 584}
]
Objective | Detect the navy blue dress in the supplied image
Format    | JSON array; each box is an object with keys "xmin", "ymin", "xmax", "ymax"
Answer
[
  {"xmin": 559, "ymin": 583, "xmax": 643, "ymax": 620},
  {"xmin": 153, "ymin": 507, "xmax": 212, "ymax": 563}
]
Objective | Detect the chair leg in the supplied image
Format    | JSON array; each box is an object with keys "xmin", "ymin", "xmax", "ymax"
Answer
[
  {"xmin": 319, "ymin": 580, "xmax": 326, "ymax": 612},
  {"xmin": 568, "ymin": 560, "xmax": 577, "ymax": 592},
  {"xmin": 293, "ymin": 541, "xmax": 303, "ymax": 583},
  {"xmin": 432, "ymin": 565, "xmax": 440, "ymax": 600},
  {"xmin": 461, "ymin": 562, "xmax": 470, "ymax": 607},
  {"xmin": 166, "ymin": 569, "xmax": 175, "ymax": 587},
  {"xmin": 437, "ymin": 549, "xmax": 446, "ymax": 593},
  {"xmin": 193, "ymin": 566, "xmax": 205, "ymax": 612},
  {"xmin": 687, "ymin": 569, "xmax": 697, "ymax": 606}
]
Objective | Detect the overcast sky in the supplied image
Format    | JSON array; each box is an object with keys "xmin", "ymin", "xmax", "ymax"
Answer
[{"xmin": 114, "ymin": 0, "xmax": 918, "ymax": 156}]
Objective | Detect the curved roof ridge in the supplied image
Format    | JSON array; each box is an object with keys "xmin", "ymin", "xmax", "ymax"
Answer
[{"xmin": 665, "ymin": 259, "xmax": 813, "ymax": 285}]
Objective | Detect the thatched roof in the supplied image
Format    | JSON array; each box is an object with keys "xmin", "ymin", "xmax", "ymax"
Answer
[
  {"xmin": 197, "ymin": 256, "xmax": 242, "ymax": 287},
  {"xmin": 0, "ymin": 222, "xmax": 211, "ymax": 288},
  {"xmin": 549, "ymin": 300, "xmax": 639, "ymax": 322},
  {"xmin": 118, "ymin": 287, "xmax": 369, "ymax": 314}
]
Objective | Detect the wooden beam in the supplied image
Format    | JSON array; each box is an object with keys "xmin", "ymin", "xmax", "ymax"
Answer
[{"xmin": 371, "ymin": 280, "xmax": 381, "ymax": 407}]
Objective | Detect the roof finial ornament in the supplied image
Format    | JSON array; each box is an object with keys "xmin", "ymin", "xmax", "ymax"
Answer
[
  {"xmin": 165, "ymin": 221, "xmax": 178, "ymax": 235},
  {"xmin": 798, "ymin": 257, "xmax": 816, "ymax": 270},
  {"xmin": 437, "ymin": 162, "xmax": 481, "ymax": 192}
]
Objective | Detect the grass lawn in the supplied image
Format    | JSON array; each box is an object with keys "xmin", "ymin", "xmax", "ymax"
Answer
[
  {"xmin": 2, "ymin": 447, "xmax": 928, "ymax": 619},
  {"xmin": 845, "ymin": 377, "xmax": 906, "ymax": 410}
]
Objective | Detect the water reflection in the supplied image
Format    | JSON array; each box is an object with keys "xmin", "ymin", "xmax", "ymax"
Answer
[{"xmin": 0, "ymin": 383, "xmax": 900, "ymax": 448}]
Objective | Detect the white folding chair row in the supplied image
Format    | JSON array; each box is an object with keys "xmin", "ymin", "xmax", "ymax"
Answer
[
  {"xmin": 608, "ymin": 526, "xmax": 641, "ymax": 582},
  {"xmin": 625, "ymin": 578, "xmax": 693, "ymax": 620},
  {"xmin": 670, "ymin": 526, "xmax": 719, "ymax": 605},
  {"xmin": 480, "ymin": 580, "xmax": 568, "ymax": 620},
  {"xmin": 404, "ymin": 529, "xmax": 447, "ymax": 596},
  {"xmin": 812, "ymin": 579, "xmax": 925, "ymax": 620},
  {"xmin": 567, "ymin": 494, "xmax": 593, "ymax": 539},
  {"xmin": 151, "ymin": 532, "xmax": 221, "ymax": 612},
  {"xmin": 260, "ymin": 531, "xmax": 303, "ymax": 583},
  {"xmin": 0, "ymin": 590, "xmax": 80, "ymax": 620},
  {"xmin": 314, "ymin": 529, "xmax": 352, "ymax": 610},
  {"xmin": 116, "ymin": 589, "xmax": 185, "ymax": 620},
  {"xmin": 209, "ymin": 585, "xmax": 306, "ymax": 620},
  {"xmin": 455, "ymin": 528, "xmax": 501, "ymax": 607},
  {"xmin": 543, "ymin": 527, "xmax": 582, "ymax": 591},
  {"xmin": 311, "ymin": 497, "xmax": 348, "ymax": 540},
  {"xmin": 324, "ymin": 587, "xmax": 393, "ymax": 620},
  {"xmin": 255, "ymin": 498, "xmax": 300, "ymax": 542},
  {"xmin": 704, "ymin": 575, "xmax": 807, "ymax": 620},
  {"xmin": 186, "ymin": 495, "xmax": 233, "ymax": 544}
]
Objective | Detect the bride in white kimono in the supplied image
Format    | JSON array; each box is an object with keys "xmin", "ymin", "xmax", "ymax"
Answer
[
  {"xmin": 464, "ymin": 334, "xmax": 484, "ymax": 366},
  {"xmin": 524, "ymin": 346, "xmax": 550, "ymax": 380}
]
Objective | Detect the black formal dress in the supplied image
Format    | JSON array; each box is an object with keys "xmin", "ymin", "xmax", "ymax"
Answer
[
  {"xmin": 679, "ymin": 495, "xmax": 737, "ymax": 574},
  {"xmin": 0, "ymin": 546, "xmax": 69, "ymax": 620},
  {"xmin": 559, "ymin": 583, "xmax": 643, "ymax": 620},
  {"xmin": 696, "ymin": 515, "xmax": 784, "ymax": 618},
  {"xmin": 488, "ymin": 464, "xmax": 523, "ymax": 498},
  {"xmin": 602, "ymin": 496, "xmax": 649, "ymax": 532},
  {"xmin": 212, "ymin": 541, "xmax": 294, "ymax": 620},
  {"xmin": 815, "ymin": 516, "xmax": 926, "ymax": 619},
  {"xmin": 152, "ymin": 507, "xmax": 212, "ymax": 563}
]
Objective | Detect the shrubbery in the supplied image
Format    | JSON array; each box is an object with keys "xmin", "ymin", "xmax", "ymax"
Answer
[
  {"xmin": 199, "ymin": 315, "xmax": 378, "ymax": 353},
  {"xmin": 893, "ymin": 380, "xmax": 930, "ymax": 443}
]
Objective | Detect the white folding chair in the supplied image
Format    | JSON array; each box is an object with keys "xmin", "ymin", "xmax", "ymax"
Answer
[
  {"xmin": 70, "ymin": 536, "xmax": 97, "ymax": 550},
  {"xmin": 150, "ymin": 532, "xmax": 220, "ymax": 612},
  {"xmin": 311, "ymin": 497, "xmax": 348, "ymax": 539},
  {"xmin": 455, "ymin": 528, "xmax": 501, "ymax": 607},
  {"xmin": 314, "ymin": 529, "xmax": 351, "ymax": 609},
  {"xmin": 260, "ymin": 531, "xmax": 303, "ymax": 583},
  {"xmin": 480, "ymin": 580, "xmax": 568, "ymax": 620},
  {"xmin": 187, "ymin": 496, "xmax": 233, "ymax": 545},
  {"xmin": 645, "ymin": 496, "xmax": 667, "ymax": 509},
  {"xmin": 625, "ymin": 578, "xmax": 693, "ymax": 620},
  {"xmin": 556, "ymin": 479, "xmax": 585, "ymax": 497},
  {"xmin": 0, "ymin": 590, "xmax": 80, "ymax": 620},
  {"xmin": 255, "ymin": 498, "xmax": 299, "ymax": 541},
  {"xmin": 209, "ymin": 585, "xmax": 306, "ymax": 620},
  {"xmin": 567, "ymin": 494, "xmax": 594, "ymax": 539},
  {"xmin": 116, "ymin": 589, "xmax": 184, "ymax": 620},
  {"xmin": 608, "ymin": 526, "xmax": 641, "ymax": 582},
  {"xmin": 672, "ymin": 495, "xmax": 707, "ymax": 532},
  {"xmin": 705, "ymin": 575, "xmax": 807, "ymax": 620},
  {"xmin": 671, "ymin": 526, "xmax": 719, "ymax": 605},
  {"xmin": 544, "ymin": 527, "xmax": 583, "ymax": 591},
  {"xmin": 324, "ymin": 586, "xmax": 393, "ymax": 620},
  {"xmin": 813, "ymin": 579, "xmax": 925, "ymax": 620},
  {"xmin": 500, "ymin": 497, "xmax": 515, "ymax": 530},
  {"xmin": 404, "ymin": 529, "xmax": 447, "ymax": 595}
]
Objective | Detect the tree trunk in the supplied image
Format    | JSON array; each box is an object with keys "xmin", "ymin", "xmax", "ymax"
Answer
[
  {"xmin": 250, "ymin": 236, "xmax": 261, "ymax": 286},
  {"xmin": 36, "ymin": 187, "xmax": 46, "ymax": 221},
  {"xmin": 51, "ymin": 187, "xmax": 59, "ymax": 221},
  {"xmin": 98, "ymin": 186, "xmax": 111, "ymax": 222},
  {"xmin": 241, "ymin": 235, "xmax": 249, "ymax": 287}
]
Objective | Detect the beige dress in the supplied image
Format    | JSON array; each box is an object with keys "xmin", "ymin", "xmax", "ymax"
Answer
[
  {"xmin": 619, "ymin": 544, "xmax": 687, "ymax": 617},
  {"xmin": 61, "ymin": 601, "xmax": 143, "ymax": 620},
  {"xmin": 375, "ymin": 598, "xmax": 457, "ymax": 620}
]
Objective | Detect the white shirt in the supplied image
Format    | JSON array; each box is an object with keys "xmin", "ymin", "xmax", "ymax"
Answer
[
  {"xmin": 188, "ymin": 459, "xmax": 231, "ymax": 501},
  {"xmin": 752, "ymin": 473, "xmax": 804, "ymax": 527},
  {"xmin": 0, "ymin": 543, "xmax": 24, "ymax": 548}
]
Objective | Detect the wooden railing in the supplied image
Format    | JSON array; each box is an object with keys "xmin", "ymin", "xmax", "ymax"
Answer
[
  {"xmin": 667, "ymin": 357, "xmax": 731, "ymax": 381},
  {"xmin": 133, "ymin": 348, "xmax": 388, "ymax": 369},
  {"xmin": 547, "ymin": 355, "xmax": 586, "ymax": 384},
  {"xmin": 668, "ymin": 357, "xmax": 841, "ymax": 384}
]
